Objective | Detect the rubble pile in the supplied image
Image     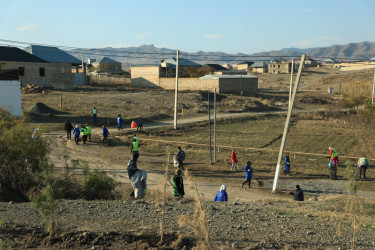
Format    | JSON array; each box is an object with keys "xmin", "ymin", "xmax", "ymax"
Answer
[{"xmin": 21, "ymin": 84, "xmax": 45, "ymax": 94}]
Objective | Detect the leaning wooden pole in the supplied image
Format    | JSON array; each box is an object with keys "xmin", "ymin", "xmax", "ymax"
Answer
[{"xmin": 272, "ymin": 54, "xmax": 306, "ymax": 192}]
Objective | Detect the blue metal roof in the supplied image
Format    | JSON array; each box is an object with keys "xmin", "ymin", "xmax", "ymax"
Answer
[
  {"xmin": 97, "ymin": 56, "xmax": 121, "ymax": 64},
  {"xmin": 25, "ymin": 45, "xmax": 81, "ymax": 64},
  {"xmin": 249, "ymin": 61, "xmax": 267, "ymax": 68},
  {"xmin": 163, "ymin": 57, "xmax": 201, "ymax": 68}
]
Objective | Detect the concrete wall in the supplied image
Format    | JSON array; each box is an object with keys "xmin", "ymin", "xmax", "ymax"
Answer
[
  {"xmin": 268, "ymin": 62, "xmax": 292, "ymax": 74},
  {"xmin": 0, "ymin": 61, "xmax": 52, "ymax": 87},
  {"xmin": 51, "ymin": 62, "xmax": 75, "ymax": 90},
  {"xmin": 131, "ymin": 66, "xmax": 161, "ymax": 88},
  {"xmin": 0, "ymin": 80, "xmax": 22, "ymax": 116}
]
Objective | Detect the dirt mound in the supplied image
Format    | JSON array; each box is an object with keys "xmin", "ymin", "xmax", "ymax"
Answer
[
  {"xmin": 299, "ymin": 96, "xmax": 329, "ymax": 105},
  {"xmin": 28, "ymin": 102, "xmax": 63, "ymax": 115}
]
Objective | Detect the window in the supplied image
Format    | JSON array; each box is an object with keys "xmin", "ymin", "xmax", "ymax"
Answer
[
  {"xmin": 61, "ymin": 67, "xmax": 65, "ymax": 74},
  {"xmin": 39, "ymin": 67, "xmax": 45, "ymax": 77},
  {"xmin": 19, "ymin": 67, "xmax": 25, "ymax": 76}
]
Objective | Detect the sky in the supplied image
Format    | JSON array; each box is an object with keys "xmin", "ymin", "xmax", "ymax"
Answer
[{"xmin": 1, "ymin": 0, "xmax": 375, "ymax": 54}]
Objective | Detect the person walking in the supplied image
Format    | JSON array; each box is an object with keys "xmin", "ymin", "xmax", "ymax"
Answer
[
  {"xmin": 172, "ymin": 169, "xmax": 184, "ymax": 198},
  {"xmin": 92, "ymin": 107, "xmax": 98, "ymax": 124},
  {"xmin": 242, "ymin": 161, "xmax": 253, "ymax": 188},
  {"xmin": 329, "ymin": 147, "xmax": 339, "ymax": 180},
  {"xmin": 133, "ymin": 134, "xmax": 139, "ymax": 142},
  {"xmin": 102, "ymin": 125, "xmax": 109, "ymax": 143},
  {"xmin": 73, "ymin": 125, "xmax": 80, "ymax": 145},
  {"xmin": 287, "ymin": 185, "xmax": 304, "ymax": 201},
  {"xmin": 117, "ymin": 114, "xmax": 123, "ymax": 130},
  {"xmin": 127, "ymin": 154, "xmax": 139, "ymax": 199},
  {"xmin": 284, "ymin": 153, "xmax": 290, "ymax": 175},
  {"xmin": 131, "ymin": 138, "xmax": 139, "ymax": 158},
  {"xmin": 175, "ymin": 146, "xmax": 185, "ymax": 171},
  {"xmin": 64, "ymin": 120, "xmax": 73, "ymax": 140},
  {"xmin": 214, "ymin": 185, "xmax": 228, "ymax": 202},
  {"xmin": 357, "ymin": 157, "xmax": 368, "ymax": 180},
  {"xmin": 137, "ymin": 120, "xmax": 143, "ymax": 130},
  {"xmin": 80, "ymin": 125, "xmax": 88, "ymax": 144},
  {"xmin": 86, "ymin": 123, "xmax": 92, "ymax": 142},
  {"xmin": 231, "ymin": 149, "xmax": 238, "ymax": 171}
]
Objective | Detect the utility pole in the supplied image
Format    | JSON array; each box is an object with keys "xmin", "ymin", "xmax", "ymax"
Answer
[
  {"xmin": 174, "ymin": 50, "xmax": 179, "ymax": 129},
  {"xmin": 372, "ymin": 71, "xmax": 375, "ymax": 104},
  {"xmin": 289, "ymin": 58, "xmax": 294, "ymax": 108},
  {"xmin": 272, "ymin": 54, "xmax": 306, "ymax": 192},
  {"xmin": 214, "ymin": 88, "xmax": 217, "ymax": 163},
  {"xmin": 81, "ymin": 52, "xmax": 86, "ymax": 85},
  {"xmin": 208, "ymin": 90, "xmax": 212, "ymax": 163},
  {"xmin": 60, "ymin": 93, "xmax": 62, "ymax": 110}
]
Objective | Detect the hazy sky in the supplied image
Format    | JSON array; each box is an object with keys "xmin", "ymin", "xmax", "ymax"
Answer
[{"xmin": 1, "ymin": 0, "xmax": 374, "ymax": 54}]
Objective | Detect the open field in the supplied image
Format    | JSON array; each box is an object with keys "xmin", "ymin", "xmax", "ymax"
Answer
[{"xmin": 1, "ymin": 67, "xmax": 375, "ymax": 249}]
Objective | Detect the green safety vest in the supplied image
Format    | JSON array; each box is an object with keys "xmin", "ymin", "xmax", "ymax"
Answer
[
  {"xmin": 92, "ymin": 109, "xmax": 97, "ymax": 114},
  {"xmin": 87, "ymin": 126, "xmax": 91, "ymax": 134},
  {"xmin": 331, "ymin": 148, "xmax": 338, "ymax": 158},
  {"xmin": 81, "ymin": 127, "xmax": 88, "ymax": 136},
  {"xmin": 173, "ymin": 175, "xmax": 183, "ymax": 196},
  {"xmin": 134, "ymin": 136, "xmax": 139, "ymax": 142},
  {"xmin": 132, "ymin": 141, "xmax": 139, "ymax": 151}
]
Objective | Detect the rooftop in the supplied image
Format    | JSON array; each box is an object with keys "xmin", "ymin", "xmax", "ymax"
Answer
[
  {"xmin": 0, "ymin": 46, "xmax": 47, "ymax": 63},
  {"xmin": 25, "ymin": 45, "xmax": 81, "ymax": 64}
]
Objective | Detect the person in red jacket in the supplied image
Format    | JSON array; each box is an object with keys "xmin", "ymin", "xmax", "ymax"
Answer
[{"xmin": 231, "ymin": 149, "xmax": 238, "ymax": 171}]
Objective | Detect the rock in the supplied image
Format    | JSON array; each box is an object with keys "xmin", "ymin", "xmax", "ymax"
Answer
[{"xmin": 305, "ymin": 214, "xmax": 312, "ymax": 218}]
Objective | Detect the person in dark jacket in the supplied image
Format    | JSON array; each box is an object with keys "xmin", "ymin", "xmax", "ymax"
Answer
[
  {"xmin": 242, "ymin": 161, "xmax": 253, "ymax": 188},
  {"xmin": 284, "ymin": 153, "xmax": 290, "ymax": 175},
  {"xmin": 287, "ymin": 185, "xmax": 304, "ymax": 201},
  {"xmin": 214, "ymin": 185, "xmax": 228, "ymax": 202},
  {"xmin": 175, "ymin": 146, "xmax": 185, "ymax": 170},
  {"xmin": 64, "ymin": 120, "xmax": 73, "ymax": 140},
  {"xmin": 127, "ymin": 154, "xmax": 139, "ymax": 199},
  {"xmin": 173, "ymin": 169, "xmax": 184, "ymax": 198},
  {"xmin": 117, "ymin": 114, "xmax": 123, "ymax": 130},
  {"xmin": 102, "ymin": 125, "xmax": 110, "ymax": 143}
]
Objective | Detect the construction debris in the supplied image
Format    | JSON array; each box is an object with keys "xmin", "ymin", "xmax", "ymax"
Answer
[{"xmin": 21, "ymin": 84, "xmax": 45, "ymax": 94}]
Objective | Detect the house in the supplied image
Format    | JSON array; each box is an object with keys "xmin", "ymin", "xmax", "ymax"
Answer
[
  {"xmin": 248, "ymin": 61, "xmax": 268, "ymax": 73},
  {"xmin": 0, "ymin": 46, "xmax": 51, "ymax": 87},
  {"xmin": 321, "ymin": 58, "xmax": 339, "ymax": 64},
  {"xmin": 268, "ymin": 60, "xmax": 297, "ymax": 74},
  {"xmin": 304, "ymin": 56, "xmax": 318, "ymax": 67},
  {"xmin": 203, "ymin": 64, "xmax": 228, "ymax": 72},
  {"xmin": 236, "ymin": 61, "xmax": 254, "ymax": 71},
  {"xmin": 160, "ymin": 57, "xmax": 201, "ymax": 77},
  {"xmin": 91, "ymin": 57, "xmax": 122, "ymax": 74},
  {"xmin": 0, "ymin": 69, "xmax": 22, "ymax": 116},
  {"xmin": 131, "ymin": 64, "xmax": 258, "ymax": 95},
  {"xmin": 25, "ymin": 45, "xmax": 82, "ymax": 88}
]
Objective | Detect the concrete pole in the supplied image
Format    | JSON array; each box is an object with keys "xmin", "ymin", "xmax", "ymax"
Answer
[
  {"xmin": 272, "ymin": 54, "xmax": 306, "ymax": 192},
  {"xmin": 372, "ymin": 71, "xmax": 375, "ymax": 104},
  {"xmin": 289, "ymin": 58, "xmax": 294, "ymax": 108},
  {"xmin": 174, "ymin": 50, "xmax": 179, "ymax": 129},
  {"xmin": 214, "ymin": 88, "xmax": 217, "ymax": 163},
  {"xmin": 81, "ymin": 52, "xmax": 86, "ymax": 85},
  {"xmin": 208, "ymin": 90, "xmax": 212, "ymax": 163}
]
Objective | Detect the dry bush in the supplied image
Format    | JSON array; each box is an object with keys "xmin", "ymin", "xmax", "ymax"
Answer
[{"xmin": 178, "ymin": 169, "xmax": 211, "ymax": 249}]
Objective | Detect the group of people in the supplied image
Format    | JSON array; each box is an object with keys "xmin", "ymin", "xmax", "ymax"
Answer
[{"xmin": 64, "ymin": 120, "xmax": 93, "ymax": 145}]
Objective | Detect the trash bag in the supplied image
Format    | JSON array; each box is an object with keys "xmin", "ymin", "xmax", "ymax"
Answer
[
  {"xmin": 130, "ymin": 170, "xmax": 147, "ymax": 199},
  {"xmin": 173, "ymin": 156, "xmax": 179, "ymax": 168},
  {"xmin": 328, "ymin": 161, "xmax": 332, "ymax": 167}
]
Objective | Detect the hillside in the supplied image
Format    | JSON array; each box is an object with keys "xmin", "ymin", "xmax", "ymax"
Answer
[{"xmin": 69, "ymin": 41, "xmax": 375, "ymax": 69}]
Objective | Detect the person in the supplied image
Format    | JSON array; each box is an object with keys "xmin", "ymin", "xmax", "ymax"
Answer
[
  {"xmin": 175, "ymin": 146, "xmax": 185, "ymax": 170},
  {"xmin": 287, "ymin": 185, "xmax": 304, "ymax": 201},
  {"xmin": 329, "ymin": 147, "xmax": 339, "ymax": 180},
  {"xmin": 32, "ymin": 128, "xmax": 39, "ymax": 140},
  {"xmin": 117, "ymin": 114, "xmax": 123, "ymax": 130},
  {"xmin": 357, "ymin": 157, "xmax": 368, "ymax": 180},
  {"xmin": 102, "ymin": 125, "xmax": 109, "ymax": 143},
  {"xmin": 242, "ymin": 161, "xmax": 253, "ymax": 188},
  {"xmin": 127, "ymin": 154, "xmax": 139, "ymax": 199},
  {"xmin": 92, "ymin": 107, "xmax": 98, "ymax": 124},
  {"xmin": 133, "ymin": 134, "xmax": 139, "ymax": 142},
  {"xmin": 231, "ymin": 149, "xmax": 238, "ymax": 171},
  {"xmin": 73, "ymin": 125, "xmax": 80, "ymax": 144},
  {"xmin": 284, "ymin": 153, "xmax": 290, "ymax": 175},
  {"xmin": 137, "ymin": 120, "xmax": 143, "ymax": 130},
  {"xmin": 173, "ymin": 169, "xmax": 184, "ymax": 198},
  {"xmin": 64, "ymin": 120, "xmax": 73, "ymax": 140},
  {"xmin": 131, "ymin": 138, "xmax": 139, "ymax": 158},
  {"xmin": 214, "ymin": 185, "xmax": 228, "ymax": 202},
  {"xmin": 80, "ymin": 125, "xmax": 87, "ymax": 144},
  {"xmin": 86, "ymin": 123, "xmax": 92, "ymax": 142}
]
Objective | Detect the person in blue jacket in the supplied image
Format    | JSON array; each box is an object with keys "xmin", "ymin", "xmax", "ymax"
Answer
[
  {"xmin": 73, "ymin": 125, "xmax": 80, "ymax": 145},
  {"xmin": 102, "ymin": 125, "xmax": 110, "ymax": 143},
  {"xmin": 214, "ymin": 185, "xmax": 228, "ymax": 202},
  {"xmin": 242, "ymin": 161, "xmax": 253, "ymax": 188},
  {"xmin": 117, "ymin": 114, "xmax": 123, "ymax": 130},
  {"xmin": 284, "ymin": 152, "xmax": 290, "ymax": 175}
]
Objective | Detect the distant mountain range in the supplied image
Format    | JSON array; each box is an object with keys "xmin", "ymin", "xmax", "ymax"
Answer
[{"xmin": 70, "ymin": 41, "xmax": 375, "ymax": 69}]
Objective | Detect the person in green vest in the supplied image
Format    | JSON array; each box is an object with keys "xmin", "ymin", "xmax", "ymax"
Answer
[
  {"xmin": 173, "ymin": 169, "xmax": 184, "ymax": 198},
  {"xmin": 131, "ymin": 138, "xmax": 139, "ymax": 158},
  {"xmin": 92, "ymin": 107, "xmax": 98, "ymax": 124},
  {"xmin": 133, "ymin": 134, "xmax": 139, "ymax": 142},
  {"xmin": 86, "ymin": 123, "xmax": 92, "ymax": 142},
  {"xmin": 357, "ymin": 157, "xmax": 368, "ymax": 180},
  {"xmin": 328, "ymin": 146, "xmax": 339, "ymax": 180},
  {"xmin": 80, "ymin": 125, "xmax": 88, "ymax": 144}
]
